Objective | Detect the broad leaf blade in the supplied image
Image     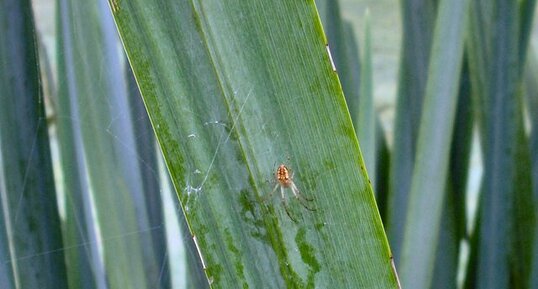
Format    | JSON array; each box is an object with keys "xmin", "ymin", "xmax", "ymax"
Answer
[{"xmin": 110, "ymin": 0, "xmax": 398, "ymax": 288}]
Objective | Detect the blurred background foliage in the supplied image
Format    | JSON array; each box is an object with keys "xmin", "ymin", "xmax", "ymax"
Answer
[{"xmin": 2, "ymin": 0, "xmax": 538, "ymax": 288}]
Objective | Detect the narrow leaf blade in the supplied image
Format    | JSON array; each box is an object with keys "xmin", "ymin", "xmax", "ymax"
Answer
[
  {"xmin": 399, "ymin": 0, "xmax": 470, "ymax": 287},
  {"xmin": 0, "ymin": 0, "xmax": 67, "ymax": 287}
]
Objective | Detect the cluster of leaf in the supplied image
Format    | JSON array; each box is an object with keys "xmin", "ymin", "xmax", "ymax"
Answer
[
  {"xmin": 323, "ymin": 0, "xmax": 538, "ymax": 288},
  {"xmin": 1, "ymin": 0, "xmax": 191, "ymax": 288},
  {"xmin": 2, "ymin": 0, "xmax": 538, "ymax": 288}
]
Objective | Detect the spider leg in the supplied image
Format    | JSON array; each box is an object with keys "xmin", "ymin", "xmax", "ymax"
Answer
[
  {"xmin": 281, "ymin": 187, "xmax": 298, "ymax": 222},
  {"xmin": 291, "ymin": 183, "xmax": 316, "ymax": 211},
  {"xmin": 289, "ymin": 171, "xmax": 313, "ymax": 201},
  {"xmin": 290, "ymin": 181, "xmax": 313, "ymax": 201},
  {"xmin": 262, "ymin": 184, "xmax": 279, "ymax": 202}
]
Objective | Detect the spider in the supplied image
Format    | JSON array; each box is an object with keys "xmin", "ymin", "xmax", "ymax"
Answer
[{"xmin": 263, "ymin": 164, "xmax": 315, "ymax": 221}]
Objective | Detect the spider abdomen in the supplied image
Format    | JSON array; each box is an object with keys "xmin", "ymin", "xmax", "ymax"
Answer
[{"xmin": 276, "ymin": 164, "xmax": 292, "ymax": 187}]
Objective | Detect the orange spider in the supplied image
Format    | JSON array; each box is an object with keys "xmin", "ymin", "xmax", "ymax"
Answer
[{"xmin": 264, "ymin": 164, "xmax": 315, "ymax": 221}]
